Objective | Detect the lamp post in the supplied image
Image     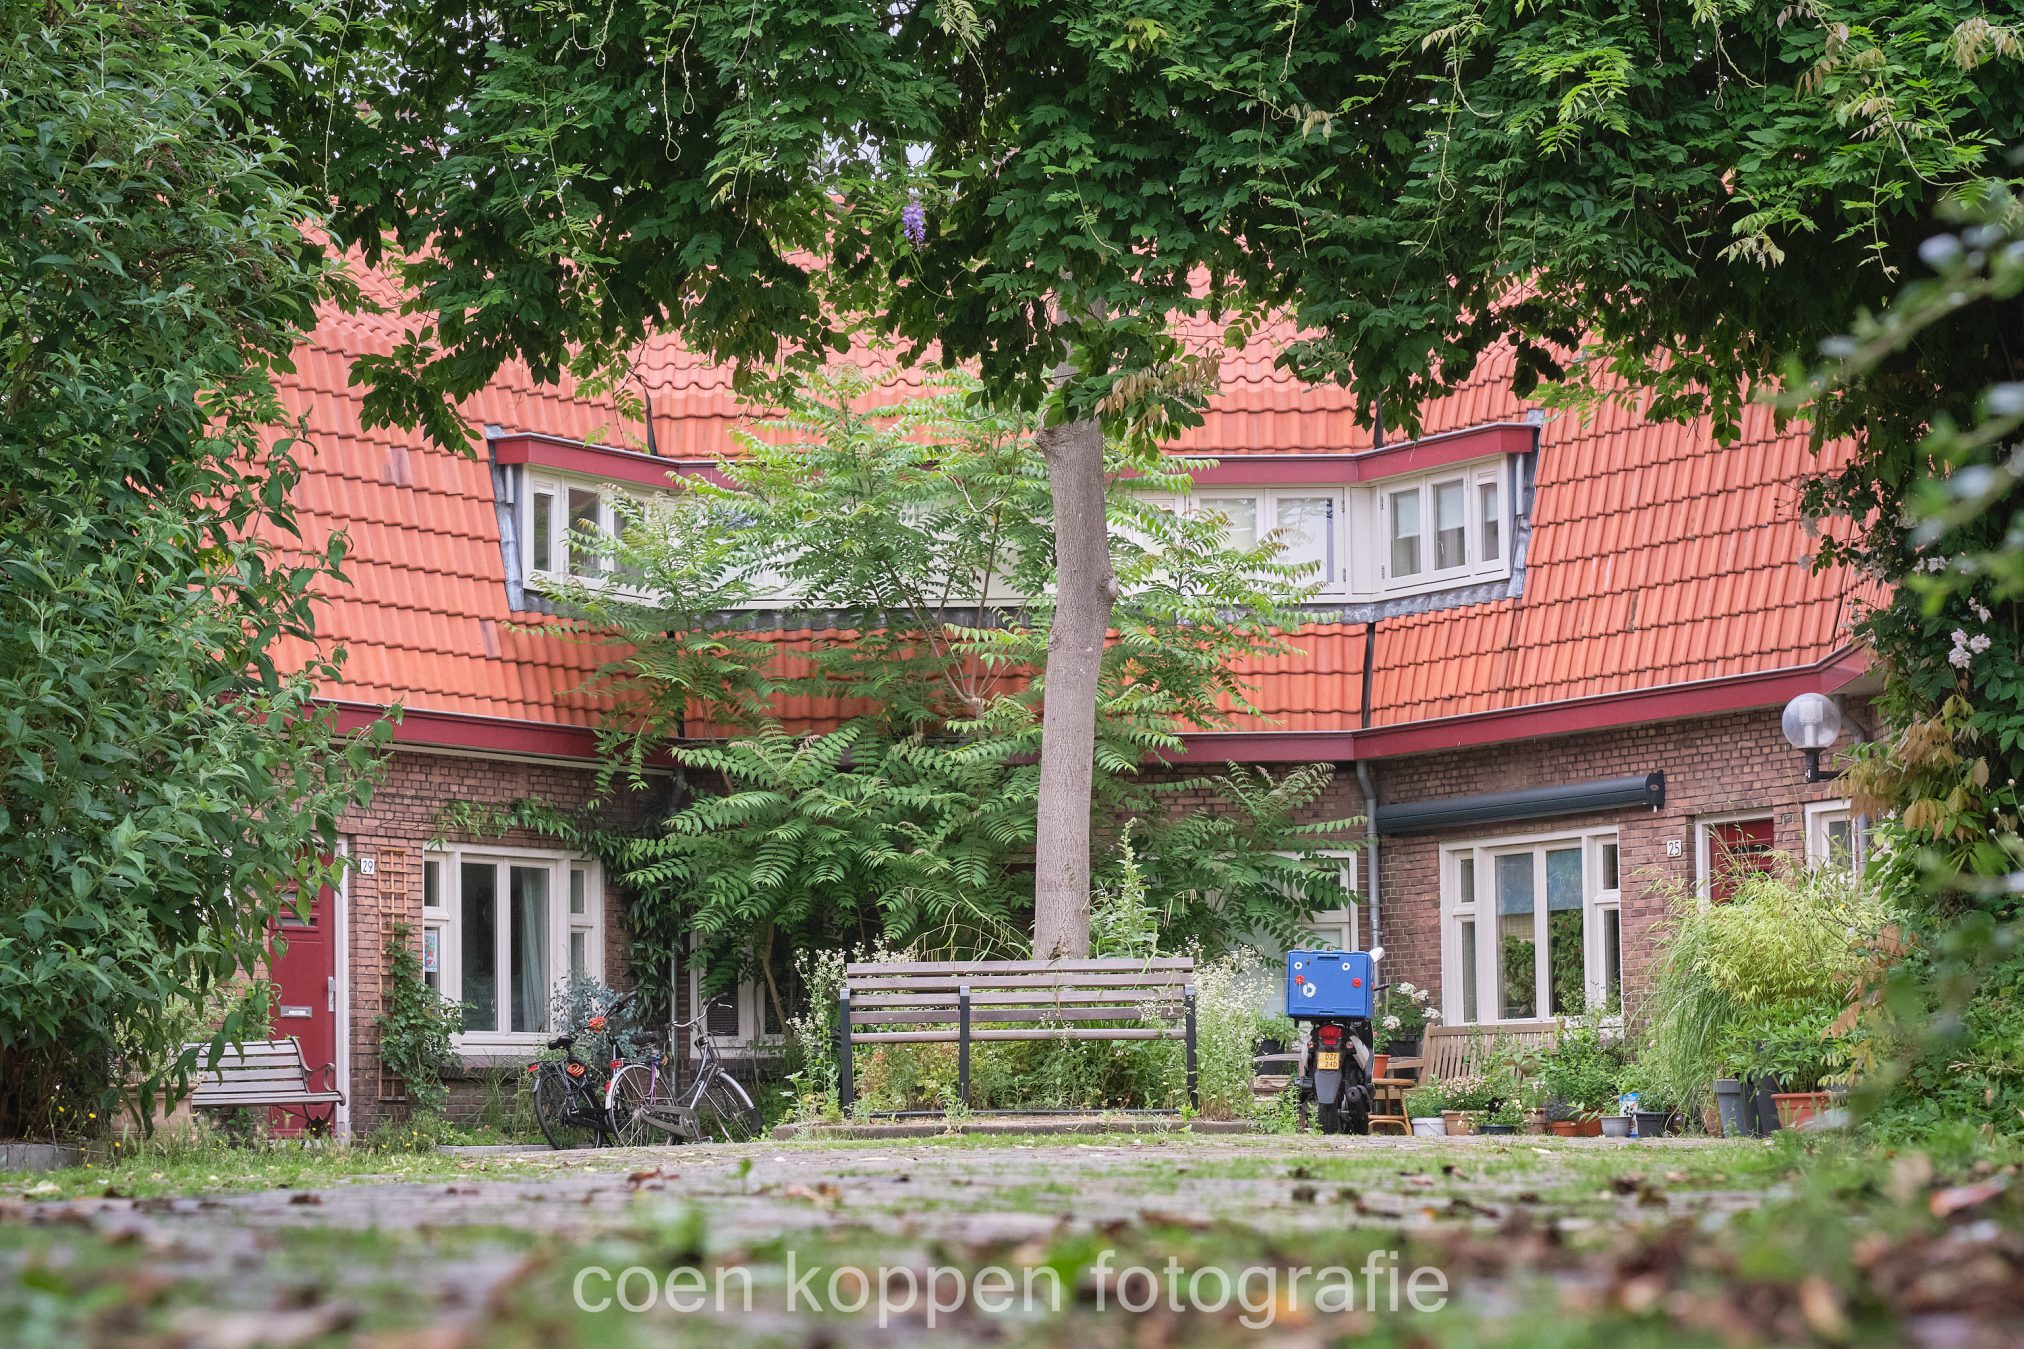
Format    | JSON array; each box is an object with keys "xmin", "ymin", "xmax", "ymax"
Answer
[{"xmin": 1780, "ymin": 693, "xmax": 1844, "ymax": 783}]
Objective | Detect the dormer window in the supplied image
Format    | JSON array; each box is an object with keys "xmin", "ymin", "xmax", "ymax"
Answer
[
  {"xmin": 1373, "ymin": 463, "xmax": 1507, "ymax": 595},
  {"xmin": 522, "ymin": 473, "xmax": 653, "ymax": 594},
  {"xmin": 1150, "ymin": 453, "xmax": 1518, "ymax": 606}
]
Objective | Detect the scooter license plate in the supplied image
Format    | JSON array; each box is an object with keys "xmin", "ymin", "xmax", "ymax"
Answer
[{"xmin": 1315, "ymin": 1051, "xmax": 1341, "ymax": 1070}]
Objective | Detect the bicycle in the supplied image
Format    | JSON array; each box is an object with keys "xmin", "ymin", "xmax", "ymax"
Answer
[
  {"xmin": 605, "ymin": 1008, "xmax": 763, "ymax": 1146},
  {"xmin": 528, "ymin": 991, "xmax": 634, "ymax": 1150}
]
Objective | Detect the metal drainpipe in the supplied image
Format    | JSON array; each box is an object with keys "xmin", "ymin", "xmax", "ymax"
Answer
[
  {"xmin": 1355, "ymin": 760, "xmax": 1381, "ymax": 955},
  {"xmin": 1356, "ymin": 615, "xmax": 1381, "ymax": 954}
]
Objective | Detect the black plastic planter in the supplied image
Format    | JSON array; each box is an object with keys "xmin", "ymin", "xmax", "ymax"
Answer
[{"xmin": 1632, "ymin": 1110, "xmax": 1674, "ymax": 1138}]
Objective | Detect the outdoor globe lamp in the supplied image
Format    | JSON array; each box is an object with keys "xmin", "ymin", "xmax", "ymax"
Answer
[{"xmin": 1781, "ymin": 692, "xmax": 1844, "ymax": 782}]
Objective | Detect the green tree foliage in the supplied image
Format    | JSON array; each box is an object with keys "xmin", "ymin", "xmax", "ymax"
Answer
[
  {"xmin": 1791, "ymin": 196, "xmax": 2024, "ymax": 1129},
  {"xmin": 258, "ymin": 0, "xmax": 1414, "ymax": 949},
  {"xmin": 0, "ymin": 1, "xmax": 383, "ymax": 1139},
  {"xmin": 543, "ymin": 372, "xmax": 1357, "ymax": 1008}
]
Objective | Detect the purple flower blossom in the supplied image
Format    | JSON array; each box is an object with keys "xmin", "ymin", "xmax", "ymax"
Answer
[{"xmin": 901, "ymin": 194, "xmax": 926, "ymax": 247}]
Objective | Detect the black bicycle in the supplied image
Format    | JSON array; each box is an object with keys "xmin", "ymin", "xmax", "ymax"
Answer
[
  {"xmin": 605, "ymin": 1008, "xmax": 762, "ymax": 1146},
  {"xmin": 529, "ymin": 991, "xmax": 634, "ymax": 1150}
]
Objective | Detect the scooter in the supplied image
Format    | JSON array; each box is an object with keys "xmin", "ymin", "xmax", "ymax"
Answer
[{"xmin": 1287, "ymin": 945, "xmax": 1384, "ymax": 1136}]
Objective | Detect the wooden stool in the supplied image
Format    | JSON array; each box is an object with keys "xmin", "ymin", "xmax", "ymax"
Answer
[{"xmin": 1370, "ymin": 1075, "xmax": 1413, "ymax": 1135}]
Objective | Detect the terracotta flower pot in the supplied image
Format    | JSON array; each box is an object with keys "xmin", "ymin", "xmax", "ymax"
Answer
[
  {"xmin": 1371, "ymin": 1053, "xmax": 1390, "ymax": 1081},
  {"xmin": 1772, "ymin": 1091, "xmax": 1834, "ymax": 1129},
  {"xmin": 1441, "ymin": 1110, "xmax": 1477, "ymax": 1136},
  {"xmin": 1523, "ymin": 1108, "xmax": 1551, "ymax": 1135},
  {"xmin": 1550, "ymin": 1120, "xmax": 1579, "ymax": 1137}
]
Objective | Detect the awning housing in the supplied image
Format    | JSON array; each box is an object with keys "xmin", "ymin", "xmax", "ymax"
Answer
[{"xmin": 1373, "ymin": 772, "xmax": 1665, "ymax": 836}]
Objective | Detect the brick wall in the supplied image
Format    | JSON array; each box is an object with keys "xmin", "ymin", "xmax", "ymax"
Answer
[
  {"xmin": 337, "ymin": 748, "xmax": 670, "ymax": 1131},
  {"xmin": 1156, "ymin": 704, "xmax": 1860, "ymax": 1024}
]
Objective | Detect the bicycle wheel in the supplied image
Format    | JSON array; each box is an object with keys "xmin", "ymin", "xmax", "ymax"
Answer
[
  {"xmin": 606, "ymin": 1062, "xmax": 664, "ymax": 1148},
  {"xmin": 691, "ymin": 1072, "xmax": 762, "ymax": 1143},
  {"xmin": 533, "ymin": 1067, "xmax": 600, "ymax": 1150}
]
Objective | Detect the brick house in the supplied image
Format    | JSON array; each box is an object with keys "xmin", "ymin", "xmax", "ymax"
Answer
[{"xmin": 266, "ymin": 284, "xmax": 1873, "ymax": 1133}]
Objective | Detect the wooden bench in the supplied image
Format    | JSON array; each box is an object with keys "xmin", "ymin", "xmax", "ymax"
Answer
[
  {"xmin": 839, "ymin": 958, "xmax": 1198, "ymax": 1114},
  {"xmin": 1415, "ymin": 1020, "xmax": 1561, "ymax": 1082},
  {"xmin": 185, "ymin": 1039, "xmax": 344, "ymax": 1130}
]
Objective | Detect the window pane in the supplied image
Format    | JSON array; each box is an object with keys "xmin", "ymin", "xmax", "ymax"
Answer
[
  {"xmin": 1601, "ymin": 908, "xmax": 1623, "ymax": 1014},
  {"xmin": 1545, "ymin": 847, "xmax": 1584, "ymax": 1016},
  {"xmin": 1600, "ymin": 841, "xmax": 1620, "ymax": 891},
  {"xmin": 508, "ymin": 865, "xmax": 550, "ymax": 1033},
  {"xmin": 1710, "ymin": 817, "xmax": 1776, "ymax": 902},
  {"xmin": 1826, "ymin": 817, "xmax": 1855, "ymax": 870},
  {"xmin": 1458, "ymin": 918, "xmax": 1479, "ymax": 1024},
  {"xmin": 532, "ymin": 491, "xmax": 554, "ymax": 572},
  {"xmin": 1479, "ymin": 479, "xmax": 1501, "ymax": 562},
  {"xmin": 705, "ymin": 991, "xmax": 741, "ymax": 1039},
  {"xmin": 1275, "ymin": 496, "xmax": 1332, "ymax": 582},
  {"xmin": 569, "ymin": 867, "xmax": 587, "ymax": 917},
  {"xmin": 1207, "ymin": 497, "xmax": 1258, "ymax": 552},
  {"xmin": 423, "ymin": 926, "xmax": 442, "ymax": 995},
  {"xmin": 568, "ymin": 487, "xmax": 603, "ymax": 576},
  {"xmin": 1389, "ymin": 489, "xmax": 1421, "ymax": 577},
  {"xmin": 1434, "ymin": 479, "xmax": 1466, "ymax": 570},
  {"xmin": 423, "ymin": 857, "xmax": 441, "ymax": 911},
  {"xmin": 1495, "ymin": 853, "xmax": 1535, "ymax": 1019},
  {"xmin": 1458, "ymin": 855, "xmax": 1476, "ymax": 907},
  {"xmin": 460, "ymin": 862, "xmax": 497, "ymax": 1033},
  {"xmin": 570, "ymin": 930, "xmax": 587, "ymax": 979}
]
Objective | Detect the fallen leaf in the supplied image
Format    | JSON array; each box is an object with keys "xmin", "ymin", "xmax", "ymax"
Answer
[
  {"xmin": 1799, "ymin": 1275, "xmax": 1852, "ymax": 1341},
  {"xmin": 1930, "ymin": 1179, "xmax": 2006, "ymax": 1217},
  {"xmin": 287, "ymin": 1192, "xmax": 322, "ymax": 1206},
  {"xmin": 1290, "ymin": 1184, "xmax": 1317, "ymax": 1204}
]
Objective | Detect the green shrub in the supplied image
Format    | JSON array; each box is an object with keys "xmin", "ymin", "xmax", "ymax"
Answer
[
  {"xmin": 1403, "ymin": 1082, "xmax": 1449, "ymax": 1117},
  {"xmin": 1633, "ymin": 864, "xmax": 1894, "ymax": 1118},
  {"xmin": 375, "ymin": 924, "xmax": 464, "ymax": 1117},
  {"xmin": 1537, "ymin": 1017, "xmax": 1629, "ymax": 1118}
]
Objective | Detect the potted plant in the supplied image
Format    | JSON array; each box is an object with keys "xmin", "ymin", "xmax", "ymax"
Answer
[
  {"xmin": 1538, "ymin": 1017, "xmax": 1625, "ymax": 1138},
  {"xmin": 1404, "ymin": 1082, "xmax": 1449, "ymax": 1136},
  {"xmin": 1481, "ymin": 1100, "xmax": 1522, "ymax": 1135},
  {"xmin": 1441, "ymin": 1075, "xmax": 1493, "ymax": 1136},
  {"xmin": 1376, "ymin": 982, "xmax": 1441, "ymax": 1058},
  {"xmin": 1716, "ymin": 998, "xmax": 1842, "ymax": 1133}
]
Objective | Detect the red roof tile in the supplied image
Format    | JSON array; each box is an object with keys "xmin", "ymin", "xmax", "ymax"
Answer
[{"xmin": 265, "ymin": 271, "xmax": 1871, "ymax": 748}]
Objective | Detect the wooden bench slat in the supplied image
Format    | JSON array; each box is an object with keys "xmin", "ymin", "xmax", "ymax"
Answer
[
  {"xmin": 854, "ymin": 1027, "xmax": 1184, "ymax": 1044},
  {"xmin": 181, "ymin": 1039, "xmax": 340, "ymax": 1112},
  {"xmin": 846, "ymin": 958, "xmax": 1195, "ymax": 976},
  {"xmin": 846, "ymin": 971, "xmax": 1192, "ymax": 992},
  {"xmin": 849, "ymin": 987, "xmax": 1187, "ymax": 1008},
  {"xmin": 851, "ymin": 1004, "xmax": 1178, "ymax": 1026}
]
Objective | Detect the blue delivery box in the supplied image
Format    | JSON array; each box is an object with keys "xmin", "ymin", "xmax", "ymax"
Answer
[{"xmin": 1284, "ymin": 949, "xmax": 1375, "ymax": 1020}]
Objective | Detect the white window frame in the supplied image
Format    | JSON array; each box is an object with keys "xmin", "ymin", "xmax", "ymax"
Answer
[
  {"xmin": 1693, "ymin": 809, "xmax": 1776, "ymax": 904},
  {"xmin": 1373, "ymin": 460, "xmax": 1509, "ymax": 596},
  {"xmin": 521, "ymin": 470, "xmax": 662, "ymax": 598},
  {"xmin": 1803, "ymin": 799, "xmax": 1868, "ymax": 875},
  {"xmin": 1185, "ymin": 487, "xmax": 1349, "ymax": 596},
  {"xmin": 687, "ymin": 964, "xmax": 787, "ymax": 1048},
  {"xmin": 1302, "ymin": 849, "xmax": 1362, "ymax": 952},
  {"xmin": 423, "ymin": 844, "xmax": 604, "ymax": 1051},
  {"xmin": 1441, "ymin": 827, "xmax": 1621, "ymax": 1026}
]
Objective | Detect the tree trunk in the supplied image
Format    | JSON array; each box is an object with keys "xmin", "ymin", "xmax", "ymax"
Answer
[{"xmin": 1032, "ymin": 414, "xmax": 1113, "ymax": 959}]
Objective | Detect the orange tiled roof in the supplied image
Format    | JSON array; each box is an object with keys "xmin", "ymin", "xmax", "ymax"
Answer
[{"xmin": 268, "ymin": 283, "xmax": 1868, "ymax": 748}]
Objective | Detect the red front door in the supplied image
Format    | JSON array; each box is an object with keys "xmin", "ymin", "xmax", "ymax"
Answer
[{"xmin": 269, "ymin": 883, "xmax": 339, "ymax": 1134}]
